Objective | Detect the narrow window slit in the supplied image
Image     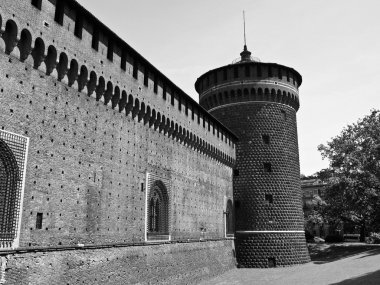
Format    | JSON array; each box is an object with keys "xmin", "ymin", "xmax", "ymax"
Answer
[{"xmin": 36, "ymin": 213, "xmax": 43, "ymax": 229}]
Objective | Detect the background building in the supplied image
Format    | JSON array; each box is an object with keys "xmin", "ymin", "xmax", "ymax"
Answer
[{"xmin": 301, "ymin": 178, "xmax": 330, "ymax": 237}]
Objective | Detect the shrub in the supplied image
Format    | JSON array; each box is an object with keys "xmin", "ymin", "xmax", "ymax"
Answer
[
  {"xmin": 367, "ymin": 232, "xmax": 380, "ymax": 244},
  {"xmin": 325, "ymin": 235, "xmax": 344, "ymax": 243}
]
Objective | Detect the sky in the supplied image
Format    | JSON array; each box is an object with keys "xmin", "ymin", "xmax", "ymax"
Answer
[{"xmin": 77, "ymin": 0, "xmax": 380, "ymax": 176}]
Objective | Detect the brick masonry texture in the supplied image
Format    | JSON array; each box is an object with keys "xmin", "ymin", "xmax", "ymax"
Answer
[
  {"xmin": 212, "ymin": 103, "xmax": 304, "ymax": 231},
  {"xmin": 211, "ymin": 102, "xmax": 310, "ymax": 267},
  {"xmin": 0, "ymin": 0, "xmax": 311, "ymax": 282},
  {"xmin": 235, "ymin": 232, "xmax": 310, "ymax": 267},
  {"xmin": 0, "ymin": 52, "xmax": 233, "ymax": 246},
  {"xmin": 0, "ymin": 0, "xmax": 236, "ymax": 159},
  {"xmin": 3, "ymin": 240, "xmax": 236, "ymax": 285},
  {"xmin": 0, "ymin": 0, "xmax": 236, "ymax": 283}
]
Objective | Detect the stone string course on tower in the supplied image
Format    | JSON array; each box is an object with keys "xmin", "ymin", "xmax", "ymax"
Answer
[
  {"xmin": 195, "ymin": 46, "xmax": 310, "ymax": 267},
  {"xmin": 0, "ymin": 0, "xmax": 308, "ymax": 283}
]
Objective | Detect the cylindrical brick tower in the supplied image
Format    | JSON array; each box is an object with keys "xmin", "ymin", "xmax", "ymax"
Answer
[{"xmin": 195, "ymin": 46, "xmax": 310, "ymax": 267}]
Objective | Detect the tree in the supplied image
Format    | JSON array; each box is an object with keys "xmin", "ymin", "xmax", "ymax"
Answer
[
  {"xmin": 318, "ymin": 109, "xmax": 380, "ymax": 241},
  {"xmin": 303, "ymin": 193, "xmax": 326, "ymax": 236}
]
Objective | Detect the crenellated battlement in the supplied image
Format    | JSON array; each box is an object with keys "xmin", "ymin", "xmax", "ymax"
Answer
[
  {"xmin": 0, "ymin": 0, "xmax": 310, "ymax": 280},
  {"xmin": 0, "ymin": 0, "xmax": 237, "ymax": 166},
  {"xmin": 0, "ymin": 1, "xmax": 238, "ymax": 282},
  {"xmin": 195, "ymin": 61, "xmax": 302, "ymax": 111}
]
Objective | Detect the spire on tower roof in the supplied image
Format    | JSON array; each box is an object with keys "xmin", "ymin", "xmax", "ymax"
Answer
[
  {"xmin": 231, "ymin": 11, "xmax": 260, "ymax": 64},
  {"xmin": 240, "ymin": 11, "xmax": 252, "ymax": 62}
]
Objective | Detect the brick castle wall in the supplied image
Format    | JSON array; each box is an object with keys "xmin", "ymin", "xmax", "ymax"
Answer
[
  {"xmin": 0, "ymin": 0, "xmax": 236, "ymax": 158},
  {"xmin": 0, "ymin": 52, "xmax": 233, "ymax": 246},
  {"xmin": 2, "ymin": 240, "xmax": 235, "ymax": 285},
  {"xmin": 0, "ymin": 0, "xmax": 236, "ymax": 283}
]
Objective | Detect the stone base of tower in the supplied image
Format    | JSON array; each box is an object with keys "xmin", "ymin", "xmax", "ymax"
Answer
[{"xmin": 235, "ymin": 232, "xmax": 310, "ymax": 268}]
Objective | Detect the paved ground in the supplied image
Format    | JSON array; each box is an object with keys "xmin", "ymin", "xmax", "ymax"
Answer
[{"xmin": 199, "ymin": 244, "xmax": 380, "ymax": 285}]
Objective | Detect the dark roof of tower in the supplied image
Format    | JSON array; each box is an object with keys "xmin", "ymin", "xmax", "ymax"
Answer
[{"xmin": 194, "ymin": 46, "xmax": 303, "ymax": 93}]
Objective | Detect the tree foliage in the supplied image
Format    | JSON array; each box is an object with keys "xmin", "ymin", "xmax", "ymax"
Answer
[
  {"xmin": 317, "ymin": 109, "xmax": 380, "ymax": 240},
  {"xmin": 304, "ymin": 194, "xmax": 326, "ymax": 235}
]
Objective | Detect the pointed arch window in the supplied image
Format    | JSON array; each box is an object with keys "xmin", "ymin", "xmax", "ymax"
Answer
[
  {"xmin": 147, "ymin": 179, "xmax": 169, "ymax": 241},
  {"xmin": 149, "ymin": 196, "xmax": 160, "ymax": 232},
  {"xmin": 0, "ymin": 130, "xmax": 29, "ymax": 249},
  {"xmin": 225, "ymin": 199, "xmax": 234, "ymax": 237}
]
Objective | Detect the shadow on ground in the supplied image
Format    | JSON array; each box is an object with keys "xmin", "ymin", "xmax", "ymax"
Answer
[
  {"xmin": 308, "ymin": 243, "xmax": 380, "ymax": 264},
  {"xmin": 329, "ymin": 269, "xmax": 380, "ymax": 285}
]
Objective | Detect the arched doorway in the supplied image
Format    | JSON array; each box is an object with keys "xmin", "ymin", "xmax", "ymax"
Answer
[
  {"xmin": 147, "ymin": 180, "xmax": 169, "ymax": 241},
  {"xmin": 226, "ymin": 199, "xmax": 234, "ymax": 237},
  {"xmin": 0, "ymin": 138, "xmax": 20, "ymax": 248}
]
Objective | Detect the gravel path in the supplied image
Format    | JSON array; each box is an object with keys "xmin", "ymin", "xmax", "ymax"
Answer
[{"xmin": 198, "ymin": 244, "xmax": 380, "ymax": 285}]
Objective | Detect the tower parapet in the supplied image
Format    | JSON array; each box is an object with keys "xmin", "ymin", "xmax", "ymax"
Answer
[
  {"xmin": 195, "ymin": 46, "xmax": 310, "ymax": 267},
  {"xmin": 0, "ymin": 0, "xmax": 237, "ymax": 164},
  {"xmin": 195, "ymin": 50, "xmax": 301, "ymax": 113}
]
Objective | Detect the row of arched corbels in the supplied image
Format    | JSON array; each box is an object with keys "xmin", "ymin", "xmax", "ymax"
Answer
[
  {"xmin": 200, "ymin": 87, "xmax": 300, "ymax": 111},
  {"xmin": 0, "ymin": 18, "xmax": 235, "ymax": 167}
]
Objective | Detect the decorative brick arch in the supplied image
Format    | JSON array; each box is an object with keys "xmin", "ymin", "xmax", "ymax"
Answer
[
  {"xmin": 148, "ymin": 181, "xmax": 169, "ymax": 235},
  {"xmin": 225, "ymin": 199, "xmax": 234, "ymax": 237},
  {"xmin": 0, "ymin": 131, "xmax": 28, "ymax": 249},
  {"xmin": 146, "ymin": 174, "xmax": 171, "ymax": 241},
  {"xmin": 0, "ymin": 139, "xmax": 20, "ymax": 247}
]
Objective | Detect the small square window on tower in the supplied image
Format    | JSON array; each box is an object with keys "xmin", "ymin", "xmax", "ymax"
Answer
[
  {"xmin": 268, "ymin": 257, "xmax": 276, "ymax": 268},
  {"xmin": 263, "ymin": 163, "xmax": 272, "ymax": 173},
  {"xmin": 262, "ymin": 134, "xmax": 270, "ymax": 144},
  {"xmin": 36, "ymin": 213, "xmax": 43, "ymax": 229},
  {"xmin": 281, "ymin": 110, "xmax": 287, "ymax": 120},
  {"xmin": 265, "ymin": 194, "xmax": 273, "ymax": 204}
]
